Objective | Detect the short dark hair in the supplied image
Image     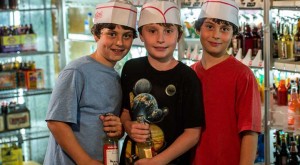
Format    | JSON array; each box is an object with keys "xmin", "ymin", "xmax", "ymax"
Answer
[
  {"xmin": 194, "ymin": 18, "xmax": 239, "ymax": 35},
  {"xmin": 138, "ymin": 23, "xmax": 183, "ymax": 40},
  {"xmin": 91, "ymin": 23, "xmax": 138, "ymax": 39}
]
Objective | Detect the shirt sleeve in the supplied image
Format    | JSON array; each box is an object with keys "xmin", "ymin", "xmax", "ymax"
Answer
[
  {"xmin": 236, "ymin": 69, "xmax": 261, "ymax": 133},
  {"xmin": 46, "ymin": 69, "xmax": 84, "ymax": 124}
]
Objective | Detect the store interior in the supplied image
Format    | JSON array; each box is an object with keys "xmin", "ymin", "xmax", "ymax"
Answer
[{"xmin": 0, "ymin": 0, "xmax": 300, "ymax": 164}]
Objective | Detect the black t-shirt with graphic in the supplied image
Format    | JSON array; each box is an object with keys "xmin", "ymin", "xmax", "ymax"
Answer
[{"xmin": 120, "ymin": 56, "xmax": 205, "ymax": 165}]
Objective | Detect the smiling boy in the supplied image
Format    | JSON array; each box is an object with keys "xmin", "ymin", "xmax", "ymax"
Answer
[{"xmin": 191, "ymin": 0, "xmax": 261, "ymax": 164}]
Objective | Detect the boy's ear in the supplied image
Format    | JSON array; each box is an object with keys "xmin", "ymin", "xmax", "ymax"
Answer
[
  {"xmin": 94, "ymin": 35, "xmax": 99, "ymax": 42},
  {"xmin": 196, "ymin": 29, "xmax": 200, "ymax": 35},
  {"xmin": 177, "ymin": 31, "xmax": 183, "ymax": 42},
  {"xmin": 139, "ymin": 34, "xmax": 145, "ymax": 42}
]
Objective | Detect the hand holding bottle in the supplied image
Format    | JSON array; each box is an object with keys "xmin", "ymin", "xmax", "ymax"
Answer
[
  {"xmin": 100, "ymin": 113, "xmax": 123, "ymax": 138},
  {"xmin": 123, "ymin": 117, "xmax": 151, "ymax": 143}
]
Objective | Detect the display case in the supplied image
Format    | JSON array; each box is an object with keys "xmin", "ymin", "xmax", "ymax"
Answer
[{"xmin": 0, "ymin": 0, "xmax": 61, "ymax": 163}]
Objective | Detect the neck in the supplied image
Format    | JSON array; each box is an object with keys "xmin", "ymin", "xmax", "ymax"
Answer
[
  {"xmin": 201, "ymin": 52, "xmax": 230, "ymax": 70},
  {"xmin": 147, "ymin": 56, "xmax": 178, "ymax": 71},
  {"xmin": 90, "ymin": 52, "xmax": 115, "ymax": 68}
]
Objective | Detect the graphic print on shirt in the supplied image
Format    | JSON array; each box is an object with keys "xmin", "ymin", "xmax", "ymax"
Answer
[{"xmin": 125, "ymin": 78, "xmax": 170, "ymax": 162}]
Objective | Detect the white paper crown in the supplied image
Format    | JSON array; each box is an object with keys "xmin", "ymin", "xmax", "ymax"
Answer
[
  {"xmin": 199, "ymin": 0, "xmax": 239, "ymax": 27},
  {"xmin": 138, "ymin": 1, "xmax": 181, "ymax": 28},
  {"xmin": 94, "ymin": 1, "xmax": 137, "ymax": 29}
]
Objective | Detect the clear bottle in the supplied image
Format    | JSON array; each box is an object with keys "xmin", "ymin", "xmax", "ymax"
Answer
[
  {"xmin": 84, "ymin": 12, "xmax": 93, "ymax": 34},
  {"xmin": 103, "ymin": 113, "xmax": 119, "ymax": 165},
  {"xmin": 136, "ymin": 115, "xmax": 154, "ymax": 159}
]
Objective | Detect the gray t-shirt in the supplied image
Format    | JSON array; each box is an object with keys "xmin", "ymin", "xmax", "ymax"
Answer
[{"xmin": 44, "ymin": 56, "xmax": 122, "ymax": 165}]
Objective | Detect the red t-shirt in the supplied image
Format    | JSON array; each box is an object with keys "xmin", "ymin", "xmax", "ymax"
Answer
[{"xmin": 191, "ymin": 56, "xmax": 261, "ymax": 165}]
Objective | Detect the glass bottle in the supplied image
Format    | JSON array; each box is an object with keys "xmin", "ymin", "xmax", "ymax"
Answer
[
  {"xmin": 277, "ymin": 79, "xmax": 288, "ymax": 106},
  {"xmin": 252, "ymin": 26, "xmax": 261, "ymax": 57},
  {"xmin": 285, "ymin": 24, "xmax": 294, "ymax": 59},
  {"xmin": 136, "ymin": 115, "xmax": 154, "ymax": 159},
  {"xmin": 243, "ymin": 24, "xmax": 253, "ymax": 58},
  {"xmin": 288, "ymin": 86, "xmax": 299, "ymax": 130},
  {"xmin": 278, "ymin": 23, "xmax": 287, "ymax": 59},
  {"xmin": 103, "ymin": 113, "xmax": 119, "ymax": 165},
  {"xmin": 232, "ymin": 26, "xmax": 243, "ymax": 56},
  {"xmin": 273, "ymin": 22, "xmax": 279, "ymax": 58},
  {"xmin": 280, "ymin": 136, "xmax": 290, "ymax": 165},
  {"xmin": 294, "ymin": 19, "xmax": 300, "ymax": 61},
  {"xmin": 288, "ymin": 141, "xmax": 300, "ymax": 165}
]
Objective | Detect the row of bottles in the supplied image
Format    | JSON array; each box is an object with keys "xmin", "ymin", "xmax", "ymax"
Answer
[
  {"xmin": 1, "ymin": 143, "xmax": 23, "ymax": 165},
  {"xmin": 0, "ymin": 24, "xmax": 37, "ymax": 53},
  {"xmin": 272, "ymin": 18, "xmax": 300, "ymax": 61},
  {"xmin": 181, "ymin": 0, "xmax": 264, "ymax": 8},
  {"xmin": 231, "ymin": 24, "xmax": 263, "ymax": 58},
  {"xmin": 0, "ymin": 60, "xmax": 44, "ymax": 90},
  {"xmin": 273, "ymin": 131, "xmax": 300, "ymax": 165},
  {"xmin": 0, "ymin": 0, "xmax": 18, "ymax": 10}
]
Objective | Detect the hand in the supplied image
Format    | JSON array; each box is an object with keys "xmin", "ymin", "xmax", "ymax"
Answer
[
  {"xmin": 123, "ymin": 120, "xmax": 150, "ymax": 143},
  {"xmin": 99, "ymin": 114, "xmax": 123, "ymax": 138}
]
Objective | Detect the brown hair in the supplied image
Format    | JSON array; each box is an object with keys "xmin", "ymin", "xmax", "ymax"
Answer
[
  {"xmin": 194, "ymin": 18, "xmax": 239, "ymax": 35},
  {"xmin": 91, "ymin": 23, "xmax": 138, "ymax": 39}
]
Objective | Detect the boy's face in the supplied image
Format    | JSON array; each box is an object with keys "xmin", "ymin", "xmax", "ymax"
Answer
[
  {"xmin": 199, "ymin": 18, "xmax": 233, "ymax": 58},
  {"xmin": 95, "ymin": 25, "xmax": 134, "ymax": 66},
  {"xmin": 140, "ymin": 24, "xmax": 179, "ymax": 61}
]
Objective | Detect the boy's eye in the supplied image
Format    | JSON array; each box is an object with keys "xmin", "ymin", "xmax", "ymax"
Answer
[
  {"xmin": 123, "ymin": 33, "xmax": 133, "ymax": 39},
  {"xmin": 108, "ymin": 32, "xmax": 117, "ymax": 37},
  {"xmin": 148, "ymin": 29, "xmax": 156, "ymax": 33},
  {"xmin": 165, "ymin": 29, "xmax": 173, "ymax": 33}
]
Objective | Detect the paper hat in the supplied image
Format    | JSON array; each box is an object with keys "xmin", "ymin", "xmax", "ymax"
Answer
[
  {"xmin": 199, "ymin": 0, "xmax": 239, "ymax": 27},
  {"xmin": 138, "ymin": 1, "xmax": 181, "ymax": 28},
  {"xmin": 94, "ymin": 1, "xmax": 137, "ymax": 29}
]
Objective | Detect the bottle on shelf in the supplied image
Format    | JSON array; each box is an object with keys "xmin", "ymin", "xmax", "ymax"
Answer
[
  {"xmin": 252, "ymin": 26, "xmax": 262, "ymax": 57},
  {"xmin": 280, "ymin": 135, "xmax": 290, "ymax": 165},
  {"xmin": 284, "ymin": 24, "xmax": 294, "ymax": 59},
  {"xmin": 294, "ymin": 19, "xmax": 300, "ymax": 61},
  {"xmin": 273, "ymin": 21, "xmax": 279, "ymax": 59},
  {"xmin": 243, "ymin": 24, "xmax": 253, "ymax": 58},
  {"xmin": 84, "ymin": 12, "xmax": 93, "ymax": 34},
  {"xmin": 8, "ymin": 0, "xmax": 17, "ymax": 9},
  {"xmin": 278, "ymin": 23, "xmax": 287, "ymax": 59},
  {"xmin": 288, "ymin": 141, "xmax": 300, "ymax": 165},
  {"xmin": 232, "ymin": 26, "xmax": 243, "ymax": 56},
  {"xmin": 277, "ymin": 79, "xmax": 288, "ymax": 106},
  {"xmin": 103, "ymin": 113, "xmax": 119, "ymax": 165},
  {"xmin": 136, "ymin": 115, "xmax": 154, "ymax": 159}
]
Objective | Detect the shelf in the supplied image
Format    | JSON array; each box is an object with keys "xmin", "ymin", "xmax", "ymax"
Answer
[
  {"xmin": 0, "ymin": 126, "xmax": 49, "ymax": 145},
  {"xmin": 65, "ymin": 0, "xmax": 98, "ymax": 7},
  {"xmin": 68, "ymin": 33, "xmax": 144, "ymax": 46},
  {"xmin": 272, "ymin": 0, "xmax": 300, "ymax": 8},
  {"xmin": 0, "ymin": 7, "xmax": 57, "ymax": 12},
  {"xmin": 0, "ymin": 51, "xmax": 59, "ymax": 58},
  {"xmin": 273, "ymin": 59, "xmax": 300, "ymax": 73},
  {"xmin": 0, "ymin": 88, "xmax": 52, "ymax": 100}
]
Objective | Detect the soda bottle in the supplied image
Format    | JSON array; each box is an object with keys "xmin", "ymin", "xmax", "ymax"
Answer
[
  {"xmin": 136, "ymin": 115, "xmax": 154, "ymax": 159},
  {"xmin": 103, "ymin": 113, "xmax": 119, "ymax": 165}
]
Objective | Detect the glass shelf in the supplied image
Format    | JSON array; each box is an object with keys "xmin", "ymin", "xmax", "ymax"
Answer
[
  {"xmin": 0, "ymin": 126, "xmax": 49, "ymax": 145},
  {"xmin": 0, "ymin": 88, "xmax": 52, "ymax": 100},
  {"xmin": 0, "ymin": 7, "xmax": 57, "ymax": 12},
  {"xmin": 0, "ymin": 51, "xmax": 59, "ymax": 58}
]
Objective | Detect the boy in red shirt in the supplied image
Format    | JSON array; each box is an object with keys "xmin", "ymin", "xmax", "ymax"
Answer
[{"xmin": 191, "ymin": 0, "xmax": 261, "ymax": 164}]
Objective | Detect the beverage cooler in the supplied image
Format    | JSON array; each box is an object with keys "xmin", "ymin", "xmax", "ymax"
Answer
[{"xmin": 1, "ymin": 0, "xmax": 300, "ymax": 164}]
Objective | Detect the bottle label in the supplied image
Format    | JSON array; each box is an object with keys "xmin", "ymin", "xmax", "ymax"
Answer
[{"xmin": 103, "ymin": 144, "xmax": 119, "ymax": 165}]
